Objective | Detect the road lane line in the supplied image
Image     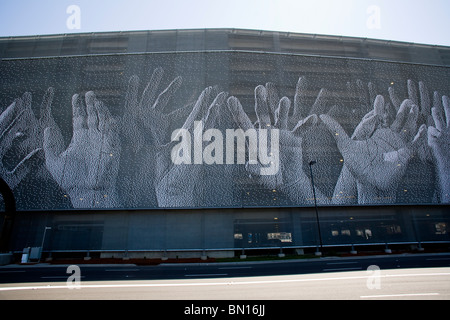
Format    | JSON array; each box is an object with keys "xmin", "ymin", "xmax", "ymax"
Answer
[{"xmin": 361, "ymin": 293, "xmax": 440, "ymax": 299}]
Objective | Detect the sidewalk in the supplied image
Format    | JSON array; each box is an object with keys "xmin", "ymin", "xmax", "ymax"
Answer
[{"xmin": 2, "ymin": 250, "xmax": 449, "ymax": 268}]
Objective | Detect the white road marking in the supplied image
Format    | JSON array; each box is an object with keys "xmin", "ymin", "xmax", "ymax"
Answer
[{"xmin": 361, "ymin": 293, "xmax": 440, "ymax": 299}]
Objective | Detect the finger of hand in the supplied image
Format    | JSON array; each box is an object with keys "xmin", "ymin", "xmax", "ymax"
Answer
[
  {"xmin": 226, "ymin": 96, "xmax": 254, "ymax": 131},
  {"xmin": 351, "ymin": 113, "xmax": 378, "ymax": 140},
  {"xmin": 255, "ymin": 85, "xmax": 271, "ymax": 128},
  {"xmin": 21, "ymin": 92, "xmax": 32, "ymax": 111},
  {"xmin": 169, "ymin": 102, "xmax": 195, "ymax": 127},
  {"xmin": 374, "ymin": 95, "xmax": 394, "ymax": 128},
  {"xmin": 12, "ymin": 147, "xmax": 42, "ymax": 176},
  {"xmin": 72, "ymin": 94, "xmax": 87, "ymax": 131},
  {"xmin": 443, "ymin": 95, "xmax": 450, "ymax": 128},
  {"xmin": 407, "ymin": 79, "xmax": 419, "ymax": 105},
  {"xmin": 6, "ymin": 149, "xmax": 39, "ymax": 188},
  {"xmin": 383, "ymin": 147, "xmax": 412, "ymax": 166},
  {"xmin": 427, "ymin": 125, "xmax": 441, "ymax": 147},
  {"xmin": 96, "ymin": 99, "xmax": 113, "ymax": 132},
  {"xmin": 412, "ymin": 123, "xmax": 427, "ymax": 145},
  {"xmin": 360, "ymin": 109, "xmax": 375, "ymax": 122},
  {"xmin": 0, "ymin": 109, "xmax": 27, "ymax": 156},
  {"xmin": 431, "ymin": 106, "xmax": 445, "ymax": 132},
  {"xmin": 274, "ymin": 96, "xmax": 290, "ymax": 130},
  {"xmin": 293, "ymin": 77, "xmax": 308, "ymax": 118},
  {"xmin": 386, "ymin": 102, "xmax": 397, "ymax": 128},
  {"xmin": 388, "ymin": 86, "xmax": 402, "ymax": 111},
  {"xmin": 204, "ymin": 92, "xmax": 228, "ymax": 129},
  {"xmin": 368, "ymin": 82, "xmax": 377, "ymax": 106},
  {"xmin": 211, "ymin": 85, "xmax": 221, "ymax": 98},
  {"xmin": 0, "ymin": 99, "xmax": 25, "ymax": 136},
  {"xmin": 19, "ymin": 92, "xmax": 39, "ymax": 128},
  {"xmin": 181, "ymin": 86, "xmax": 213, "ymax": 130},
  {"xmin": 373, "ymin": 95, "xmax": 385, "ymax": 116},
  {"xmin": 309, "ymin": 88, "xmax": 329, "ymax": 116},
  {"xmin": 153, "ymin": 76, "xmax": 182, "ymax": 113},
  {"xmin": 140, "ymin": 67, "xmax": 164, "ymax": 109},
  {"xmin": 419, "ymin": 81, "xmax": 431, "ymax": 117},
  {"xmin": 391, "ymin": 99, "xmax": 414, "ymax": 132},
  {"xmin": 85, "ymin": 91, "xmax": 99, "ymax": 131},
  {"xmin": 265, "ymin": 82, "xmax": 279, "ymax": 121},
  {"xmin": 401, "ymin": 104, "xmax": 419, "ymax": 141}
]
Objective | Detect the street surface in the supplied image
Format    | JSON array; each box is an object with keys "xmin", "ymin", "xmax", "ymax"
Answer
[{"xmin": 0, "ymin": 252, "xmax": 449, "ymax": 300}]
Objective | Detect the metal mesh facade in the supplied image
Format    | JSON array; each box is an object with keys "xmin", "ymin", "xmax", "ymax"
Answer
[{"xmin": 0, "ymin": 29, "xmax": 449, "ymax": 255}]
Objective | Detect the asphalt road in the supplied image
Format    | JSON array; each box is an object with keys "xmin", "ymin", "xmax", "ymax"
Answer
[
  {"xmin": 0, "ymin": 253, "xmax": 449, "ymax": 301},
  {"xmin": 1, "ymin": 252, "xmax": 450, "ymax": 283}
]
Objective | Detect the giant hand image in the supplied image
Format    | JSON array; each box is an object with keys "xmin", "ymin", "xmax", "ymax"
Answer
[
  {"xmin": 43, "ymin": 92, "xmax": 121, "ymax": 208},
  {"xmin": 428, "ymin": 94, "xmax": 450, "ymax": 203},
  {"xmin": 155, "ymin": 86, "xmax": 235, "ymax": 207},
  {"xmin": 0, "ymin": 89, "xmax": 56, "ymax": 190},
  {"xmin": 120, "ymin": 68, "xmax": 185, "ymax": 208},
  {"xmin": 226, "ymin": 77, "xmax": 329, "ymax": 205},
  {"xmin": 0, "ymin": 58, "xmax": 448, "ymax": 209},
  {"xmin": 321, "ymin": 95, "xmax": 425, "ymax": 204}
]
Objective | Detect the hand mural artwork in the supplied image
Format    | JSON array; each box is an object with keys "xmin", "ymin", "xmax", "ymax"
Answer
[
  {"xmin": 155, "ymin": 86, "xmax": 234, "ymax": 207},
  {"xmin": 226, "ymin": 78, "xmax": 329, "ymax": 205},
  {"xmin": 0, "ymin": 88, "xmax": 56, "ymax": 190},
  {"xmin": 120, "ymin": 67, "xmax": 186, "ymax": 208},
  {"xmin": 321, "ymin": 95, "xmax": 426, "ymax": 204},
  {"xmin": 428, "ymin": 94, "xmax": 450, "ymax": 203},
  {"xmin": 0, "ymin": 53, "xmax": 449, "ymax": 210},
  {"xmin": 43, "ymin": 92, "xmax": 121, "ymax": 208}
]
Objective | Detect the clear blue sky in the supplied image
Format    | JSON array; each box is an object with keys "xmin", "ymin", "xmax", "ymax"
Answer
[{"xmin": 1, "ymin": 0, "xmax": 449, "ymax": 46}]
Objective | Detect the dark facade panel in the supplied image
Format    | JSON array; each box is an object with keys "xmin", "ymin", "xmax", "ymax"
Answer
[{"xmin": 7, "ymin": 205, "xmax": 449, "ymax": 253}]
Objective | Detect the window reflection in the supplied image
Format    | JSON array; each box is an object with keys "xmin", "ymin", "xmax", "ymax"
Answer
[
  {"xmin": 267, "ymin": 232, "xmax": 292, "ymax": 243},
  {"xmin": 435, "ymin": 222, "xmax": 447, "ymax": 235}
]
